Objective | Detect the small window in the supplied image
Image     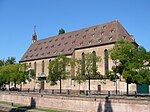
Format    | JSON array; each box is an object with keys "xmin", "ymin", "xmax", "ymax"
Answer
[
  {"xmin": 53, "ymin": 51, "xmax": 57, "ymax": 54},
  {"xmin": 25, "ymin": 56, "xmax": 28, "ymax": 58},
  {"xmin": 72, "ymin": 40, "xmax": 75, "ymax": 44},
  {"xmin": 92, "ymin": 33, "xmax": 95, "ymax": 37},
  {"xmin": 94, "ymin": 27, "xmax": 97, "ymax": 31},
  {"xmin": 68, "ymin": 35, "xmax": 71, "ymax": 38},
  {"xmin": 47, "ymin": 52, "xmax": 50, "ymax": 54},
  {"xmin": 64, "ymin": 42, "xmax": 68, "ymax": 45},
  {"xmin": 75, "ymin": 34, "xmax": 79, "ymax": 36},
  {"xmin": 110, "ymin": 29, "xmax": 115, "ymax": 34},
  {"xmin": 80, "ymin": 41, "xmax": 83, "ymax": 45},
  {"xmin": 109, "ymin": 37, "xmax": 113, "ymax": 41},
  {"xmin": 102, "ymin": 25, "xmax": 106, "ymax": 29},
  {"xmin": 101, "ymin": 32, "xmax": 104, "ymax": 36},
  {"xmin": 40, "ymin": 47, "xmax": 42, "ymax": 50},
  {"xmin": 35, "ymin": 53, "xmax": 39, "ymax": 57},
  {"xmin": 83, "ymin": 35, "xmax": 86, "ymax": 39},
  {"xmin": 98, "ymin": 38, "xmax": 102, "ymax": 43},
  {"xmin": 60, "ymin": 49, "xmax": 64, "ymax": 53},
  {"xmin": 58, "ymin": 43, "xmax": 61, "ymax": 46},
  {"xmin": 51, "ymin": 45, "xmax": 54, "ymax": 48},
  {"xmin": 34, "ymin": 48, "xmax": 37, "ymax": 51},
  {"xmin": 45, "ymin": 46, "xmax": 48, "ymax": 49},
  {"xmin": 61, "ymin": 37, "xmax": 64, "ymax": 40},
  {"xmin": 41, "ymin": 53, "xmax": 44, "ymax": 55},
  {"xmin": 49, "ymin": 40, "xmax": 52, "ymax": 43},
  {"xmin": 30, "ymin": 54, "xmax": 33, "ymax": 57},
  {"xmin": 55, "ymin": 38, "xmax": 58, "ymax": 41},
  {"xmin": 68, "ymin": 48, "xmax": 72, "ymax": 51},
  {"xmin": 122, "ymin": 35, "xmax": 126, "ymax": 39},
  {"xmin": 88, "ymin": 40, "xmax": 92, "ymax": 45},
  {"xmin": 85, "ymin": 29, "xmax": 89, "ymax": 32}
]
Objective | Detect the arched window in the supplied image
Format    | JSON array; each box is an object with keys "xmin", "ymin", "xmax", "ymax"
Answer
[
  {"xmin": 81, "ymin": 52, "xmax": 85, "ymax": 75},
  {"xmin": 42, "ymin": 61, "xmax": 44, "ymax": 73},
  {"xmin": 49, "ymin": 59, "xmax": 51, "ymax": 65},
  {"xmin": 29, "ymin": 62, "xmax": 31, "ymax": 68},
  {"xmin": 92, "ymin": 51, "xmax": 96, "ymax": 75},
  {"xmin": 34, "ymin": 62, "xmax": 36, "ymax": 79},
  {"xmin": 104, "ymin": 49, "xmax": 109, "ymax": 76}
]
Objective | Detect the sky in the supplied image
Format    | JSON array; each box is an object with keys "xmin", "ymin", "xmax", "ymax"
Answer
[{"xmin": 0, "ymin": 0, "xmax": 150, "ymax": 62}]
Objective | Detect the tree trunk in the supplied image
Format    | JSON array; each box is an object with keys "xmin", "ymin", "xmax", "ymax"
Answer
[
  {"xmin": 60, "ymin": 79, "xmax": 62, "ymax": 94},
  {"xmin": 20, "ymin": 83, "xmax": 22, "ymax": 91},
  {"xmin": 89, "ymin": 77, "xmax": 90, "ymax": 93},
  {"xmin": 127, "ymin": 82, "xmax": 129, "ymax": 95},
  {"xmin": 79, "ymin": 83, "xmax": 80, "ymax": 94},
  {"xmin": 14, "ymin": 82, "xmax": 16, "ymax": 88},
  {"xmin": 9, "ymin": 83, "xmax": 10, "ymax": 90}
]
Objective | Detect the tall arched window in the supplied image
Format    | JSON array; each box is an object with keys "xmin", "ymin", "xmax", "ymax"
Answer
[
  {"xmin": 34, "ymin": 62, "xmax": 36, "ymax": 79},
  {"xmin": 81, "ymin": 52, "xmax": 85, "ymax": 75},
  {"xmin": 49, "ymin": 59, "xmax": 51, "ymax": 65},
  {"xmin": 29, "ymin": 62, "xmax": 31, "ymax": 68},
  {"xmin": 104, "ymin": 49, "xmax": 109, "ymax": 76},
  {"xmin": 92, "ymin": 51, "xmax": 96, "ymax": 75},
  {"xmin": 42, "ymin": 61, "xmax": 44, "ymax": 73}
]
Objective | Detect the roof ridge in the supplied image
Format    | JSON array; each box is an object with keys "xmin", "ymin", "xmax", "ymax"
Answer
[
  {"xmin": 35, "ymin": 20, "xmax": 117, "ymax": 42},
  {"xmin": 20, "ymin": 20, "xmax": 137, "ymax": 62}
]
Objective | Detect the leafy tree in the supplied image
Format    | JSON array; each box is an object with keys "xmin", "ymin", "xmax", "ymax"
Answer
[
  {"xmin": 75, "ymin": 53, "xmax": 101, "ymax": 93},
  {"xmin": 47, "ymin": 55, "xmax": 71, "ymax": 93},
  {"xmin": 0, "ymin": 63, "xmax": 30, "ymax": 90},
  {"xmin": 58, "ymin": 28, "xmax": 65, "ymax": 35},
  {"xmin": 73, "ymin": 59, "xmax": 85, "ymax": 92},
  {"xmin": 110, "ymin": 39, "xmax": 150, "ymax": 94},
  {"xmin": 0, "ymin": 60, "xmax": 5, "ymax": 66},
  {"xmin": 5, "ymin": 57, "xmax": 16, "ymax": 65}
]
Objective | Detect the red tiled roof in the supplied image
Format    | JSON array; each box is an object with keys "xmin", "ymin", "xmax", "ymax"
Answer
[{"xmin": 20, "ymin": 20, "xmax": 135, "ymax": 62}]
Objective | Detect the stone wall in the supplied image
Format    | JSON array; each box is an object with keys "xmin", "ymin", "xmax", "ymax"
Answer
[{"xmin": 0, "ymin": 92, "xmax": 149, "ymax": 112}]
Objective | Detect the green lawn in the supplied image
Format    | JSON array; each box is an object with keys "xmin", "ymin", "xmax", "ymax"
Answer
[
  {"xmin": 14, "ymin": 104, "xmax": 63, "ymax": 112},
  {"xmin": 0, "ymin": 102, "xmax": 63, "ymax": 112}
]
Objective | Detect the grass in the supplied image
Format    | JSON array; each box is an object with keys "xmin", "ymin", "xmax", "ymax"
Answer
[
  {"xmin": 0, "ymin": 101, "xmax": 63, "ymax": 112},
  {"xmin": 14, "ymin": 103, "xmax": 63, "ymax": 112}
]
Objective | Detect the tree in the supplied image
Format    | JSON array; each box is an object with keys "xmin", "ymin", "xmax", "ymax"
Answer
[
  {"xmin": 58, "ymin": 28, "xmax": 65, "ymax": 35},
  {"xmin": 5, "ymin": 57, "xmax": 16, "ymax": 65},
  {"xmin": 0, "ymin": 60, "xmax": 5, "ymax": 66},
  {"xmin": 75, "ymin": 53, "xmax": 101, "ymax": 93},
  {"xmin": 0, "ymin": 63, "xmax": 30, "ymax": 90},
  {"xmin": 47, "ymin": 55, "xmax": 71, "ymax": 94},
  {"xmin": 110, "ymin": 39, "xmax": 150, "ymax": 95},
  {"xmin": 73, "ymin": 59, "xmax": 86, "ymax": 92}
]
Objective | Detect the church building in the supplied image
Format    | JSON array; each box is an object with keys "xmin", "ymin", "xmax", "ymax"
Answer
[{"xmin": 20, "ymin": 20, "xmax": 137, "ymax": 93}]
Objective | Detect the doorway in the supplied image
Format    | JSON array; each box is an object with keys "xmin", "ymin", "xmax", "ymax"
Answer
[
  {"xmin": 40, "ymin": 81, "xmax": 44, "ymax": 90},
  {"xmin": 98, "ymin": 85, "xmax": 101, "ymax": 92}
]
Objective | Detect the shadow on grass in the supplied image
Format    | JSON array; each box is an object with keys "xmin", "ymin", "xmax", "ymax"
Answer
[
  {"xmin": 9, "ymin": 106, "xmax": 31, "ymax": 112},
  {"xmin": 9, "ymin": 96, "xmax": 36, "ymax": 112}
]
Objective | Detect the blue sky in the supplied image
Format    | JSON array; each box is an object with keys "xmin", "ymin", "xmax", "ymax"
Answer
[{"xmin": 0, "ymin": 0, "xmax": 150, "ymax": 62}]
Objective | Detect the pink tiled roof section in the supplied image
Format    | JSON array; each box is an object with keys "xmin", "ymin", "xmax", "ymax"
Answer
[{"xmin": 20, "ymin": 20, "xmax": 136, "ymax": 62}]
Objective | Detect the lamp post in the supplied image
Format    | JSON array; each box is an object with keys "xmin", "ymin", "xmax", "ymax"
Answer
[{"xmin": 113, "ymin": 60, "xmax": 118, "ymax": 95}]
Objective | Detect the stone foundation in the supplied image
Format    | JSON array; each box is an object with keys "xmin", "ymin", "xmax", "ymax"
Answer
[{"xmin": 0, "ymin": 92, "xmax": 149, "ymax": 112}]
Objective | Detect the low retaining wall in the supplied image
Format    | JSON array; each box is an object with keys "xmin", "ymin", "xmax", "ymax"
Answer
[{"xmin": 0, "ymin": 92, "xmax": 149, "ymax": 112}]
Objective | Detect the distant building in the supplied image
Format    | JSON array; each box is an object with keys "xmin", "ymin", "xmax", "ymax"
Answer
[{"xmin": 20, "ymin": 20, "xmax": 137, "ymax": 92}]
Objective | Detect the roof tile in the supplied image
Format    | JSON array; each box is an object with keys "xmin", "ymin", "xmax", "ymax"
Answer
[{"xmin": 20, "ymin": 20, "xmax": 136, "ymax": 62}]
